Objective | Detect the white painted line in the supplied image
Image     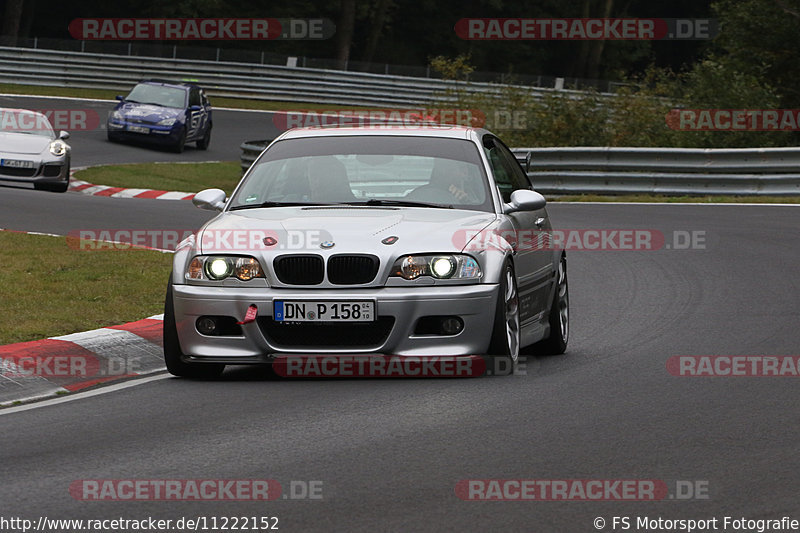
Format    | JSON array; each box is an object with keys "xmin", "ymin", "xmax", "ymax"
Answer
[
  {"xmin": 0, "ymin": 228, "xmax": 64, "ymax": 238},
  {"xmin": 0, "ymin": 372, "xmax": 171, "ymax": 416},
  {"xmin": 0, "ymin": 93, "xmax": 115, "ymax": 103}
]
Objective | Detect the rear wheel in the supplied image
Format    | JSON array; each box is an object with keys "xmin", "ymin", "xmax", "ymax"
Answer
[
  {"xmin": 164, "ymin": 278, "xmax": 225, "ymax": 378},
  {"xmin": 487, "ymin": 260, "xmax": 520, "ymax": 363}
]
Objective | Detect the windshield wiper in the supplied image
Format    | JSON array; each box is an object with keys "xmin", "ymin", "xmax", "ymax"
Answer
[
  {"xmin": 343, "ymin": 199, "xmax": 453, "ymax": 209},
  {"xmin": 230, "ymin": 201, "xmax": 331, "ymax": 210}
]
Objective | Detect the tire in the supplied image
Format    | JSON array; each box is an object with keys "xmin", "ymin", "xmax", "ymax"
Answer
[
  {"xmin": 532, "ymin": 254, "xmax": 569, "ymax": 355},
  {"xmin": 487, "ymin": 260, "xmax": 520, "ymax": 363},
  {"xmin": 163, "ymin": 278, "xmax": 225, "ymax": 379},
  {"xmin": 172, "ymin": 127, "xmax": 186, "ymax": 153},
  {"xmin": 107, "ymin": 131, "xmax": 121, "ymax": 143},
  {"xmin": 196, "ymin": 126, "xmax": 211, "ymax": 150}
]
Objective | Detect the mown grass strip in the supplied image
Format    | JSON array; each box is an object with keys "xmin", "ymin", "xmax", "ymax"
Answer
[
  {"xmin": 74, "ymin": 162, "xmax": 242, "ymax": 196},
  {"xmin": 1, "ymin": 231, "xmax": 172, "ymax": 345}
]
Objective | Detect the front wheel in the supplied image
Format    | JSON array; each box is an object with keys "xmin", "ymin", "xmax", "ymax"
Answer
[
  {"xmin": 172, "ymin": 128, "xmax": 186, "ymax": 153},
  {"xmin": 164, "ymin": 279, "xmax": 225, "ymax": 378},
  {"xmin": 487, "ymin": 260, "xmax": 520, "ymax": 362},
  {"xmin": 196, "ymin": 126, "xmax": 211, "ymax": 150},
  {"xmin": 533, "ymin": 255, "xmax": 569, "ymax": 355}
]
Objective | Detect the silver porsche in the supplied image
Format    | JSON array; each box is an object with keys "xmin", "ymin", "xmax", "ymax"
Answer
[
  {"xmin": 164, "ymin": 125, "xmax": 569, "ymax": 378},
  {"xmin": 0, "ymin": 108, "xmax": 71, "ymax": 192}
]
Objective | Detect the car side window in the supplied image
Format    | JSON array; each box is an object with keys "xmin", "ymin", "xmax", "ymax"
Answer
[
  {"xmin": 494, "ymin": 139, "xmax": 533, "ymax": 191},
  {"xmin": 189, "ymin": 88, "xmax": 201, "ymax": 107},
  {"xmin": 483, "ymin": 135, "xmax": 529, "ymax": 202}
]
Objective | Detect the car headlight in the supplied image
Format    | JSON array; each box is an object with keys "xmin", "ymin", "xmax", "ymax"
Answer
[
  {"xmin": 110, "ymin": 110, "xmax": 122, "ymax": 121},
  {"xmin": 49, "ymin": 140, "xmax": 67, "ymax": 156},
  {"xmin": 186, "ymin": 256, "xmax": 265, "ymax": 281},
  {"xmin": 391, "ymin": 254, "xmax": 481, "ymax": 280},
  {"xmin": 157, "ymin": 117, "xmax": 177, "ymax": 126}
]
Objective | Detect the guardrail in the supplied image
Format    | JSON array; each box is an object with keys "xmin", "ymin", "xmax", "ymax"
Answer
[
  {"xmin": 511, "ymin": 147, "xmax": 800, "ymax": 195},
  {"xmin": 241, "ymin": 141, "xmax": 800, "ymax": 196},
  {"xmin": 0, "ymin": 46, "xmax": 593, "ymax": 108}
]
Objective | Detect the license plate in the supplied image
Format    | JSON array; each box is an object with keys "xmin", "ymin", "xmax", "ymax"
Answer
[
  {"xmin": 127, "ymin": 125, "xmax": 149, "ymax": 134},
  {"xmin": 274, "ymin": 300, "xmax": 375, "ymax": 322},
  {"xmin": 0, "ymin": 159, "xmax": 34, "ymax": 168}
]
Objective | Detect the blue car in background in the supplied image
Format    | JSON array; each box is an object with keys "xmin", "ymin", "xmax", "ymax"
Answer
[{"xmin": 107, "ymin": 80, "xmax": 212, "ymax": 153}]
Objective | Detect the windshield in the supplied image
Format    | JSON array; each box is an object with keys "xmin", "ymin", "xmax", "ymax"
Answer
[
  {"xmin": 125, "ymin": 84, "xmax": 187, "ymax": 108},
  {"xmin": 0, "ymin": 108, "xmax": 55, "ymax": 138},
  {"xmin": 229, "ymin": 135, "xmax": 493, "ymax": 212}
]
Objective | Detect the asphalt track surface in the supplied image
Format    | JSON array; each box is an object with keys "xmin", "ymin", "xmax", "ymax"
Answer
[{"xmin": 1, "ymin": 95, "xmax": 799, "ymax": 531}]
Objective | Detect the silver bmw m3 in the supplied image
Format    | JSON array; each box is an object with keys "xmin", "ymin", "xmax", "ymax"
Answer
[{"xmin": 164, "ymin": 125, "xmax": 568, "ymax": 378}]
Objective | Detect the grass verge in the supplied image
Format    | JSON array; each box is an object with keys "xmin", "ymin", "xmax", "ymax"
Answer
[
  {"xmin": 74, "ymin": 161, "xmax": 242, "ymax": 196},
  {"xmin": 1, "ymin": 231, "xmax": 171, "ymax": 345},
  {"xmin": 0, "ymin": 83, "xmax": 359, "ymax": 111}
]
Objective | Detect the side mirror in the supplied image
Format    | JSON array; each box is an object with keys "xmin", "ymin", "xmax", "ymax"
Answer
[
  {"xmin": 505, "ymin": 189, "xmax": 546, "ymax": 214},
  {"xmin": 188, "ymin": 105, "xmax": 201, "ymax": 112},
  {"xmin": 115, "ymin": 95, "xmax": 125, "ymax": 101},
  {"xmin": 525, "ymin": 152, "xmax": 533, "ymax": 173},
  {"xmin": 193, "ymin": 188, "xmax": 227, "ymax": 211},
  {"xmin": 58, "ymin": 131, "xmax": 70, "ymax": 140}
]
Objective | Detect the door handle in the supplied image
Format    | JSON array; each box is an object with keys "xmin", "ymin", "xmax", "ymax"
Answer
[{"xmin": 535, "ymin": 217, "xmax": 546, "ymax": 228}]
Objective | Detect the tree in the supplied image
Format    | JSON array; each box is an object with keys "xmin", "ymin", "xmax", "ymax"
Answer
[{"xmin": 1, "ymin": 0, "xmax": 25, "ymax": 46}]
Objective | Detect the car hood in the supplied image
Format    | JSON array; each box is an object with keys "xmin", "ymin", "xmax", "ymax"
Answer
[
  {"xmin": 115, "ymin": 102, "xmax": 182, "ymax": 122},
  {"xmin": 198, "ymin": 206, "xmax": 498, "ymax": 255},
  {"xmin": 0, "ymin": 132, "xmax": 52, "ymax": 154}
]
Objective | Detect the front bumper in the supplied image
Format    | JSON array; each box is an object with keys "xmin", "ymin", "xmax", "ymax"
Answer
[
  {"xmin": 173, "ymin": 283, "xmax": 499, "ymax": 362},
  {"xmin": 107, "ymin": 120, "xmax": 181, "ymax": 142},
  {"xmin": 0, "ymin": 156, "xmax": 69, "ymax": 185}
]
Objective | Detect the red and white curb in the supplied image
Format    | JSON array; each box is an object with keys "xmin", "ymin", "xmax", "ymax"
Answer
[
  {"xmin": 69, "ymin": 178, "xmax": 195, "ymax": 200},
  {"xmin": 68, "ymin": 167, "xmax": 195, "ymax": 200},
  {"xmin": 0, "ymin": 316, "xmax": 166, "ymax": 407}
]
